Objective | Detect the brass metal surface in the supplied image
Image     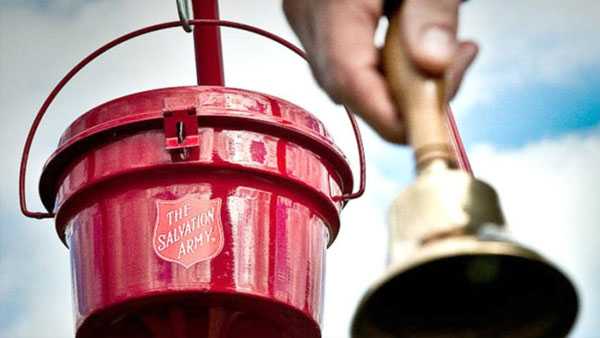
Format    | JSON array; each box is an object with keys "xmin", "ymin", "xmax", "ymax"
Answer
[
  {"xmin": 388, "ymin": 159, "xmax": 504, "ymax": 260},
  {"xmin": 352, "ymin": 235, "xmax": 578, "ymax": 338},
  {"xmin": 351, "ymin": 161, "xmax": 579, "ymax": 338}
]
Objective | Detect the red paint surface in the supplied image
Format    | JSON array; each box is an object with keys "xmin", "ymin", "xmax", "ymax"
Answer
[
  {"xmin": 191, "ymin": 0, "xmax": 225, "ymax": 85},
  {"xmin": 41, "ymin": 87, "xmax": 352, "ymax": 338}
]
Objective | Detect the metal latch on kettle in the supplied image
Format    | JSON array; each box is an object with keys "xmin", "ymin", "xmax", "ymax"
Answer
[{"xmin": 162, "ymin": 103, "xmax": 200, "ymax": 161}]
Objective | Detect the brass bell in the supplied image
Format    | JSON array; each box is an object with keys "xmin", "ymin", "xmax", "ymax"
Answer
[
  {"xmin": 351, "ymin": 5, "xmax": 579, "ymax": 338},
  {"xmin": 351, "ymin": 160, "xmax": 579, "ymax": 338}
]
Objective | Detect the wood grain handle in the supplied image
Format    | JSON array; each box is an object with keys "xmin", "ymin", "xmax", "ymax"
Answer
[{"xmin": 383, "ymin": 9, "xmax": 456, "ymax": 169}]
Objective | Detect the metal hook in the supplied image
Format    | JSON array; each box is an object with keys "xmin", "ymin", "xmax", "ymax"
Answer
[
  {"xmin": 176, "ymin": 0, "xmax": 193, "ymax": 33},
  {"xmin": 176, "ymin": 121, "xmax": 190, "ymax": 160},
  {"xmin": 175, "ymin": 120, "xmax": 185, "ymax": 144}
]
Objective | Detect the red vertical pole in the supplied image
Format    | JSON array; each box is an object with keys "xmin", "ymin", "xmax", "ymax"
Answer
[{"xmin": 191, "ymin": 0, "xmax": 225, "ymax": 86}]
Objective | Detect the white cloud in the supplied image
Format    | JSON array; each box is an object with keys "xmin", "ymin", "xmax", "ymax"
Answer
[
  {"xmin": 454, "ymin": 0, "xmax": 600, "ymax": 113},
  {"xmin": 469, "ymin": 126, "xmax": 600, "ymax": 338},
  {"xmin": 0, "ymin": 230, "xmax": 73, "ymax": 338}
]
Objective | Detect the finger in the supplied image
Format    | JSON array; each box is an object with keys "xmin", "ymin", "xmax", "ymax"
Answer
[
  {"xmin": 446, "ymin": 41, "xmax": 479, "ymax": 100},
  {"xmin": 337, "ymin": 62, "xmax": 406, "ymax": 143},
  {"xmin": 282, "ymin": 0, "xmax": 315, "ymax": 49},
  {"xmin": 309, "ymin": 1, "xmax": 406, "ymax": 143},
  {"xmin": 400, "ymin": 0, "xmax": 462, "ymax": 75}
]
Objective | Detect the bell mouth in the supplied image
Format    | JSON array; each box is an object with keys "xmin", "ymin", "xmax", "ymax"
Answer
[{"xmin": 352, "ymin": 238, "xmax": 579, "ymax": 338}]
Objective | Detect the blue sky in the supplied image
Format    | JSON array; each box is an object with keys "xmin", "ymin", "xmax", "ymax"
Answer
[
  {"xmin": 460, "ymin": 68, "xmax": 600, "ymax": 149},
  {"xmin": 1, "ymin": 1, "xmax": 599, "ymax": 338}
]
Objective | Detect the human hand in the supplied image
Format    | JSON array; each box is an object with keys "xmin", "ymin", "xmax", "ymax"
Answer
[{"xmin": 283, "ymin": 0, "xmax": 478, "ymax": 143}]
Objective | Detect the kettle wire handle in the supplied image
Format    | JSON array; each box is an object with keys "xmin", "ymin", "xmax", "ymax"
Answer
[{"xmin": 19, "ymin": 19, "xmax": 366, "ymax": 219}]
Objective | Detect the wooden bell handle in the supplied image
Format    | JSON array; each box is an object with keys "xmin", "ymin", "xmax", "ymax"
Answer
[{"xmin": 383, "ymin": 8, "xmax": 456, "ymax": 169}]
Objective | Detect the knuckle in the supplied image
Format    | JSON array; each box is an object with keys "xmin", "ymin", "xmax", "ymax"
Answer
[
  {"xmin": 367, "ymin": 116, "xmax": 406, "ymax": 143},
  {"xmin": 314, "ymin": 56, "xmax": 354, "ymax": 103},
  {"xmin": 379, "ymin": 127, "xmax": 405, "ymax": 143},
  {"xmin": 281, "ymin": 0, "xmax": 298, "ymax": 20}
]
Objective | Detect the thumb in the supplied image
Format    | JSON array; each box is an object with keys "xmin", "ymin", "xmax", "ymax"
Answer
[
  {"xmin": 399, "ymin": 0, "xmax": 462, "ymax": 76},
  {"xmin": 446, "ymin": 41, "xmax": 479, "ymax": 100}
]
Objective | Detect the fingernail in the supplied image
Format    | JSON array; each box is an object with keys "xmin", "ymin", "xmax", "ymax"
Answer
[{"xmin": 421, "ymin": 26, "xmax": 456, "ymax": 60}]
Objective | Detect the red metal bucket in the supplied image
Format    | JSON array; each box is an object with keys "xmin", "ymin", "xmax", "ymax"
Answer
[{"xmin": 20, "ymin": 20, "xmax": 365, "ymax": 338}]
